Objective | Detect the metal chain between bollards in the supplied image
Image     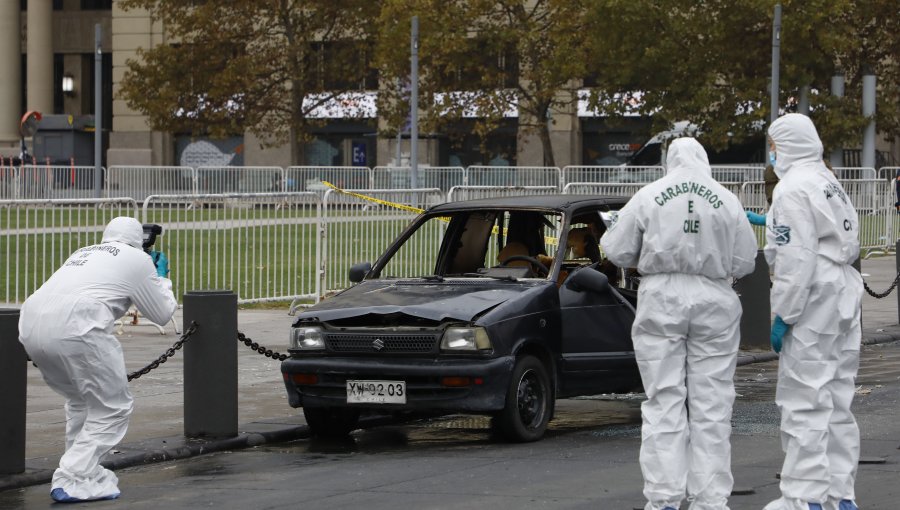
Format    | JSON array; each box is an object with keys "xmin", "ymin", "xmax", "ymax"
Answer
[
  {"xmin": 237, "ymin": 331, "xmax": 288, "ymax": 361},
  {"xmin": 128, "ymin": 321, "xmax": 199, "ymax": 381},
  {"xmin": 863, "ymin": 271, "xmax": 900, "ymax": 299}
]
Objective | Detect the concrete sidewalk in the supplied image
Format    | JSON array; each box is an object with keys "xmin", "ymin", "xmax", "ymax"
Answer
[{"xmin": 2, "ymin": 255, "xmax": 900, "ymax": 492}]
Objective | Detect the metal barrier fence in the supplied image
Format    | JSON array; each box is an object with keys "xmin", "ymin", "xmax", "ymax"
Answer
[
  {"xmin": 286, "ymin": 166, "xmax": 372, "ymax": 193},
  {"xmin": 447, "ymin": 185, "xmax": 558, "ymax": 202},
  {"xmin": 0, "ymin": 164, "xmax": 103, "ymax": 200},
  {"xmin": 106, "ymin": 166, "xmax": 195, "ymax": 201},
  {"xmin": 562, "ymin": 165, "xmax": 664, "ymax": 186},
  {"xmin": 466, "ymin": 166, "xmax": 561, "ymax": 187},
  {"xmin": 195, "ymin": 166, "xmax": 284, "ymax": 194},
  {"xmin": 141, "ymin": 193, "xmax": 321, "ymax": 306},
  {"xmin": 563, "ymin": 181, "xmax": 647, "ymax": 198},
  {"xmin": 0, "ymin": 198, "xmax": 139, "ymax": 303},
  {"xmin": 878, "ymin": 166, "xmax": 900, "ymax": 180},
  {"xmin": 834, "ymin": 167, "xmax": 876, "ymax": 180},
  {"xmin": 710, "ymin": 165, "xmax": 765, "ymax": 182},
  {"xmin": 372, "ymin": 166, "xmax": 465, "ymax": 191},
  {"xmin": 320, "ymin": 188, "xmax": 443, "ymax": 295},
  {"xmin": 5, "ymin": 175, "xmax": 900, "ymax": 306}
]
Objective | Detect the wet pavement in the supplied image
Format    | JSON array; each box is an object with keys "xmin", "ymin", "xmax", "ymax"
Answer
[{"xmin": 2, "ymin": 256, "xmax": 900, "ymax": 508}]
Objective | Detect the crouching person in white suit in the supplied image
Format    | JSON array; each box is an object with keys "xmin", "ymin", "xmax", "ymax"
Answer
[{"xmin": 19, "ymin": 216, "xmax": 177, "ymax": 503}]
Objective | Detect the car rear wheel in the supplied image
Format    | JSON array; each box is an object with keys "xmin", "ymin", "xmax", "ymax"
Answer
[
  {"xmin": 495, "ymin": 355, "xmax": 551, "ymax": 442},
  {"xmin": 303, "ymin": 407, "xmax": 360, "ymax": 438}
]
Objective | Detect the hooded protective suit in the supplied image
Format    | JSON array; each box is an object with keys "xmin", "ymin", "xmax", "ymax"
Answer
[
  {"xmin": 601, "ymin": 137, "xmax": 758, "ymax": 510},
  {"xmin": 762, "ymin": 114, "xmax": 863, "ymax": 510},
  {"xmin": 19, "ymin": 216, "xmax": 177, "ymax": 501}
]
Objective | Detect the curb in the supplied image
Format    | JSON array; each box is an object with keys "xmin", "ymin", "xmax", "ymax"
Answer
[
  {"xmin": 0, "ymin": 414, "xmax": 406, "ymax": 492},
  {"xmin": 4, "ymin": 330, "xmax": 900, "ymax": 494}
]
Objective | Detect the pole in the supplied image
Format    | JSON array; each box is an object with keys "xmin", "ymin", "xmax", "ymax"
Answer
[
  {"xmin": 93, "ymin": 24, "xmax": 102, "ymax": 198},
  {"xmin": 862, "ymin": 67, "xmax": 876, "ymax": 170},
  {"xmin": 736, "ymin": 252, "xmax": 771, "ymax": 350},
  {"xmin": 410, "ymin": 16, "xmax": 419, "ymax": 188},
  {"xmin": 0, "ymin": 308, "xmax": 26, "ymax": 474},
  {"xmin": 830, "ymin": 72, "xmax": 845, "ymax": 167},
  {"xmin": 183, "ymin": 290, "xmax": 238, "ymax": 438},
  {"xmin": 798, "ymin": 85, "xmax": 810, "ymax": 116},
  {"xmin": 770, "ymin": 4, "xmax": 781, "ymax": 125}
]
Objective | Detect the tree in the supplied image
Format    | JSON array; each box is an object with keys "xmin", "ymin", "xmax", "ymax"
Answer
[
  {"xmin": 582, "ymin": 0, "xmax": 900, "ymax": 158},
  {"xmin": 376, "ymin": 0, "xmax": 592, "ymax": 167},
  {"xmin": 118, "ymin": 0, "xmax": 379, "ymax": 163}
]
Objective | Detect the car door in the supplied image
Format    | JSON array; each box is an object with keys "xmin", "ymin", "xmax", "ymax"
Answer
[{"xmin": 556, "ymin": 209, "xmax": 639, "ymax": 396}]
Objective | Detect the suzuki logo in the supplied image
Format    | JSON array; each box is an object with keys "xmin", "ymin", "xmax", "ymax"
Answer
[{"xmin": 372, "ymin": 338, "xmax": 385, "ymax": 351}]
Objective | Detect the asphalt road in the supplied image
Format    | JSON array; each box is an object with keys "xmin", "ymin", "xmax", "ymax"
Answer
[{"xmin": 2, "ymin": 340, "xmax": 899, "ymax": 510}]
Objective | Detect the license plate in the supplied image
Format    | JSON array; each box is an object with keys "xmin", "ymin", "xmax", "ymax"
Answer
[{"xmin": 346, "ymin": 380, "xmax": 406, "ymax": 404}]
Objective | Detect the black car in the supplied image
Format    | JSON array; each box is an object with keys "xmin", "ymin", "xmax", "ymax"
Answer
[{"xmin": 281, "ymin": 194, "xmax": 640, "ymax": 442}]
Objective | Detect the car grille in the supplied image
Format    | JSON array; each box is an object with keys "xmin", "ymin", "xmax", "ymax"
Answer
[{"xmin": 326, "ymin": 333, "xmax": 439, "ymax": 354}]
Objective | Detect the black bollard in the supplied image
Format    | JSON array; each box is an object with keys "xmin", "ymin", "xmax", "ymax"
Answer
[
  {"xmin": 736, "ymin": 251, "xmax": 771, "ymax": 350},
  {"xmin": 0, "ymin": 308, "xmax": 26, "ymax": 474},
  {"xmin": 183, "ymin": 290, "xmax": 238, "ymax": 438}
]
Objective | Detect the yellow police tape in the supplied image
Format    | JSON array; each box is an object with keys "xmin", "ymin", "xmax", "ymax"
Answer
[
  {"xmin": 322, "ymin": 181, "xmax": 425, "ymax": 214},
  {"xmin": 321, "ymin": 180, "xmax": 559, "ymax": 246}
]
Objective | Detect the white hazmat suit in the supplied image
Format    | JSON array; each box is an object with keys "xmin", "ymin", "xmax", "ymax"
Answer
[
  {"xmin": 762, "ymin": 114, "xmax": 863, "ymax": 510},
  {"xmin": 19, "ymin": 216, "xmax": 177, "ymax": 501},
  {"xmin": 601, "ymin": 137, "xmax": 758, "ymax": 510}
]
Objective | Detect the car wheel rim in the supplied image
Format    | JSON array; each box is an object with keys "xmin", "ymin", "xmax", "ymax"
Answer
[{"xmin": 516, "ymin": 368, "xmax": 545, "ymax": 429}]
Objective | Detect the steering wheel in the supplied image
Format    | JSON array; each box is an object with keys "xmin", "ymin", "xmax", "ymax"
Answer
[{"xmin": 499, "ymin": 255, "xmax": 550, "ymax": 277}]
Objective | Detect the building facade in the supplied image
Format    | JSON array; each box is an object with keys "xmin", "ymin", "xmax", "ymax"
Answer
[{"xmin": 1, "ymin": 1, "xmax": 895, "ymax": 170}]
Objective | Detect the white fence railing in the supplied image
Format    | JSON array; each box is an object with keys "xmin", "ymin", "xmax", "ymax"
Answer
[
  {"xmin": 286, "ymin": 166, "xmax": 372, "ymax": 193},
  {"xmin": 320, "ymin": 188, "xmax": 443, "ymax": 295},
  {"xmin": 195, "ymin": 166, "xmax": 284, "ymax": 194},
  {"xmin": 562, "ymin": 165, "xmax": 664, "ymax": 186},
  {"xmin": 466, "ymin": 166, "xmax": 561, "ymax": 187},
  {"xmin": 447, "ymin": 185, "xmax": 558, "ymax": 202},
  {"xmin": 5, "ymin": 172, "xmax": 900, "ymax": 305},
  {"xmin": 563, "ymin": 182, "xmax": 647, "ymax": 197},
  {"xmin": 141, "ymin": 193, "xmax": 321, "ymax": 306},
  {"xmin": 1, "ymin": 198, "xmax": 139, "ymax": 303},
  {"xmin": 0, "ymin": 164, "xmax": 104, "ymax": 200},
  {"xmin": 372, "ymin": 166, "xmax": 465, "ymax": 192},
  {"xmin": 106, "ymin": 166, "xmax": 195, "ymax": 201},
  {"xmin": 710, "ymin": 165, "xmax": 765, "ymax": 182}
]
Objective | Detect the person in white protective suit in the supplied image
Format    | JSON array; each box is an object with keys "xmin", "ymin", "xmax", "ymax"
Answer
[
  {"xmin": 18, "ymin": 216, "xmax": 177, "ymax": 503},
  {"xmin": 762, "ymin": 114, "xmax": 863, "ymax": 510},
  {"xmin": 600, "ymin": 137, "xmax": 758, "ymax": 510}
]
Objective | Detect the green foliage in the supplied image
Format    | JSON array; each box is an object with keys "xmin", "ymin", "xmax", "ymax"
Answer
[
  {"xmin": 376, "ymin": 0, "xmax": 592, "ymax": 166},
  {"xmin": 118, "ymin": 0, "xmax": 379, "ymax": 154},
  {"xmin": 583, "ymin": 0, "xmax": 900, "ymax": 151},
  {"xmin": 117, "ymin": 0, "xmax": 900, "ymax": 163}
]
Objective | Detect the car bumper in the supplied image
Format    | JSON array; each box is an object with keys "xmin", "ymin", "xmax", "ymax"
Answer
[{"xmin": 281, "ymin": 355, "xmax": 515, "ymax": 412}]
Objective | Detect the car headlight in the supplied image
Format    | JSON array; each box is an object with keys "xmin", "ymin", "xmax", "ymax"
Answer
[
  {"xmin": 290, "ymin": 326, "xmax": 325, "ymax": 350},
  {"xmin": 440, "ymin": 326, "xmax": 492, "ymax": 352}
]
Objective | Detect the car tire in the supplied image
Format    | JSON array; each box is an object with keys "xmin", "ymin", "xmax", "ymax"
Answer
[
  {"xmin": 495, "ymin": 355, "xmax": 551, "ymax": 442},
  {"xmin": 303, "ymin": 407, "xmax": 360, "ymax": 438}
]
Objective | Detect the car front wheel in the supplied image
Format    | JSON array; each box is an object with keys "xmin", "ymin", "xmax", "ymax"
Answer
[
  {"xmin": 495, "ymin": 355, "xmax": 551, "ymax": 442},
  {"xmin": 303, "ymin": 407, "xmax": 360, "ymax": 438}
]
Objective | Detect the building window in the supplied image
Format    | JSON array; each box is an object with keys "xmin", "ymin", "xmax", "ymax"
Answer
[{"xmin": 80, "ymin": 0, "xmax": 112, "ymax": 9}]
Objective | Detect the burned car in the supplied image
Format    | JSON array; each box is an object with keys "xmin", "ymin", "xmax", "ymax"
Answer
[{"xmin": 281, "ymin": 194, "xmax": 640, "ymax": 442}]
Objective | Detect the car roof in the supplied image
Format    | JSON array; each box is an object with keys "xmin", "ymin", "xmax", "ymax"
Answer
[{"xmin": 426, "ymin": 194, "xmax": 627, "ymax": 215}]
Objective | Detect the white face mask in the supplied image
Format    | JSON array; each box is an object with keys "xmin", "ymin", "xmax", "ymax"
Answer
[{"xmin": 769, "ymin": 150, "xmax": 777, "ymax": 167}]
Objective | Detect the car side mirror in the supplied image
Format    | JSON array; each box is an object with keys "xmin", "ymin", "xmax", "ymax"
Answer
[
  {"xmin": 349, "ymin": 262, "xmax": 372, "ymax": 283},
  {"xmin": 564, "ymin": 267, "xmax": 609, "ymax": 293}
]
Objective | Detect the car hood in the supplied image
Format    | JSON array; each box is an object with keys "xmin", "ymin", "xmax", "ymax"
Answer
[{"xmin": 297, "ymin": 279, "xmax": 534, "ymax": 323}]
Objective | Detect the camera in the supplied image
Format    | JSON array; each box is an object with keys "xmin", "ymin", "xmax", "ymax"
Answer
[{"xmin": 142, "ymin": 224, "xmax": 163, "ymax": 253}]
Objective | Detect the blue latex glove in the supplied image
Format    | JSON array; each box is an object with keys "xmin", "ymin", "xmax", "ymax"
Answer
[
  {"xmin": 150, "ymin": 250, "xmax": 169, "ymax": 277},
  {"xmin": 770, "ymin": 315, "xmax": 789, "ymax": 353},
  {"xmin": 746, "ymin": 210, "xmax": 767, "ymax": 226}
]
